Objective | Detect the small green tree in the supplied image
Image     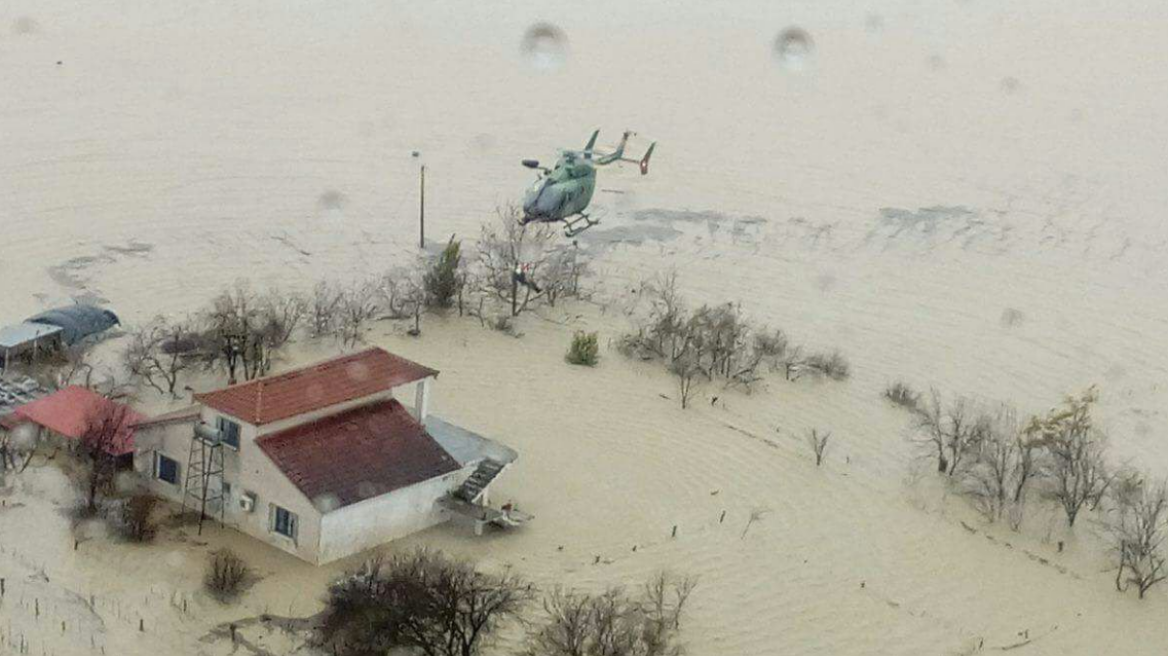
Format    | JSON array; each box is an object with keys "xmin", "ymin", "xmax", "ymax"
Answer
[
  {"xmin": 566, "ymin": 331, "xmax": 599, "ymax": 366},
  {"xmin": 425, "ymin": 237, "xmax": 464, "ymax": 310}
]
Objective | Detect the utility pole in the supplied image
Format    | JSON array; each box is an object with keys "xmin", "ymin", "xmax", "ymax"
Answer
[{"xmin": 419, "ymin": 164, "xmax": 426, "ymax": 249}]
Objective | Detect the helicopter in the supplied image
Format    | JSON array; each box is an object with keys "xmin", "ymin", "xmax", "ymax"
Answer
[{"xmin": 519, "ymin": 129, "xmax": 655, "ymax": 237}]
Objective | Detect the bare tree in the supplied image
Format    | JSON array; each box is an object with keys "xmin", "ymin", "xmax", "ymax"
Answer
[
  {"xmin": 378, "ymin": 268, "xmax": 427, "ymax": 336},
  {"xmin": 526, "ymin": 573, "xmax": 696, "ymax": 656},
  {"xmin": 912, "ymin": 390, "xmax": 985, "ymax": 477},
  {"xmin": 1109, "ymin": 477, "xmax": 1168, "ymax": 599},
  {"xmin": 670, "ymin": 355, "xmax": 702, "ymax": 410},
  {"xmin": 335, "ymin": 281, "xmax": 378, "ymax": 349},
  {"xmin": 310, "ymin": 280, "xmax": 344, "ymax": 338},
  {"xmin": 321, "ymin": 549, "xmax": 532, "ymax": 656},
  {"xmin": 1026, "ymin": 388, "xmax": 1111, "ymax": 528},
  {"xmin": 542, "ymin": 244, "xmax": 590, "ymax": 307},
  {"xmin": 806, "ymin": 428, "xmax": 831, "ymax": 466},
  {"xmin": 76, "ymin": 402, "xmax": 132, "ymax": 514},
  {"xmin": 961, "ymin": 404, "xmax": 1039, "ymax": 524},
  {"xmin": 475, "ymin": 206, "xmax": 557, "ymax": 316},
  {"xmin": 0, "ymin": 424, "xmax": 37, "ymax": 476},
  {"xmin": 124, "ymin": 317, "xmax": 198, "ymax": 397},
  {"xmin": 199, "ymin": 284, "xmax": 305, "ymax": 383}
]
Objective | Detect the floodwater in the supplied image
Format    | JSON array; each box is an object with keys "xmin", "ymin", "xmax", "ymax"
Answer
[{"xmin": 2, "ymin": 0, "xmax": 1168, "ymax": 654}]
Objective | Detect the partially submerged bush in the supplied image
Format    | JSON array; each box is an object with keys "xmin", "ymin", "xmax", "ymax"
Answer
[
  {"xmin": 424, "ymin": 237, "xmax": 465, "ymax": 309},
  {"xmin": 320, "ymin": 549, "xmax": 532, "ymax": 656},
  {"xmin": 114, "ymin": 494, "xmax": 158, "ymax": 543},
  {"xmin": 805, "ymin": 350, "xmax": 850, "ymax": 381},
  {"xmin": 205, "ymin": 549, "xmax": 251, "ymax": 602},
  {"xmin": 566, "ymin": 331, "xmax": 599, "ymax": 366},
  {"xmin": 526, "ymin": 572, "xmax": 697, "ymax": 656},
  {"xmin": 884, "ymin": 381, "xmax": 919, "ymax": 410}
]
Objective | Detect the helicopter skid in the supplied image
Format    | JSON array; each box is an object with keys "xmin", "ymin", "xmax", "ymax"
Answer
[{"xmin": 563, "ymin": 215, "xmax": 600, "ymax": 238}]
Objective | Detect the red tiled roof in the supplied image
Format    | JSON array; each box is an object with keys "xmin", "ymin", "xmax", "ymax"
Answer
[
  {"xmin": 14, "ymin": 386, "xmax": 144, "ymax": 456},
  {"xmin": 131, "ymin": 405, "xmax": 201, "ymax": 429},
  {"xmin": 256, "ymin": 399, "xmax": 459, "ymax": 509},
  {"xmin": 193, "ymin": 348, "xmax": 438, "ymax": 426}
]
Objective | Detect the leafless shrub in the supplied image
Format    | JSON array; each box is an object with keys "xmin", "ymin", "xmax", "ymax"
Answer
[
  {"xmin": 124, "ymin": 317, "xmax": 198, "ymax": 397},
  {"xmin": 807, "ymin": 428, "xmax": 831, "ymax": 466},
  {"xmin": 335, "ymin": 281, "xmax": 378, "ymax": 349},
  {"xmin": 319, "ymin": 549, "xmax": 532, "ymax": 656},
  {"xmin": 804, "ymin": 350, "xmax": 850, "ymax": 381},
  {"xmin": 205, "ymin": 549, "xmax": 252, "ymax": 602},
  {"xmin": 884, "ymin": 381, "xmax": 919, "ymax": 410},
  {"xmin": 310, "ymin": 281, "xmax": 344, "ymax": 338},
  {"xmin": 542, "ymin": 244, "xmax": 591, "ymax": 307},
  {"xmin": 526, "ymin": 573, "xmax": 696, "ymax": 656},
  {"xmin": 1108, "ymin": 476, "xmax": 1168, "ymax": 599},
  {"xmin": 619, "ymin": 273, "xmax": 804, "ymax": 395},
  {"xmin": 377, "ymin": 268, "xmax": 427, "ymax": 336}
]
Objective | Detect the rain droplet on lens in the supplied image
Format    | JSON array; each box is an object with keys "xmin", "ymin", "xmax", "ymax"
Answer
[
  {"xmin": 1000, "ymin": 76, "xmax": 1020, "ymax": 93},
  {"xmin": 319, "ymin": 190, "xmax": 347, "ymax": 211},
  {"xmin": 521, "ymin": 22, "xmax": 568, "ymax": 71},
  {"xmin": 12, "ymin": 17, "xmax": 40, "ymax": 35},
  {"xmin": 773, "ymin": 27, "xmax": 814, "ymax": 72}
]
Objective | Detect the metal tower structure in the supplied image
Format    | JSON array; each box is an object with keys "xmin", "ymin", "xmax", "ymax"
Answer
[{"xmin": 182, "ymin": 422, "xmax": 225, "ymax": 535}]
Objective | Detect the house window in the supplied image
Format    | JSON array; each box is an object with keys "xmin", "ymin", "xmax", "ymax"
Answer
[
  {"xmin": 272, "ymin": 505, "xmax": 297, "ymax": 540},
  {"xmin": 156, "ymin": 454, "xmax": 179, "ymax": 485},
  {"xmin": 216, "ymin": 416, "xmax": 241, "ymax": 449}
]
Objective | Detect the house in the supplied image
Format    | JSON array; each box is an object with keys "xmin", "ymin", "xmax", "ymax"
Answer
[
  {"xmin": 132, "ymin": 347, "xmax": 519, "ymax": 565},
  {"xmin": 13, "ymin": 386, "xmax": 144, "ymax": 468}
]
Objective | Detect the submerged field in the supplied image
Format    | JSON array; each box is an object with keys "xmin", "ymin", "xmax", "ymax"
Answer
[{"xmin": 3, "ymin": 0, "xmax": 1168, "ymax": 654}]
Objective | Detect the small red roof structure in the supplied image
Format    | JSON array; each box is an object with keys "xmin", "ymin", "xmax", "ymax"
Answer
[
  {"xmin": 194, "ymin": 348, "xmax": 437, "ymax": 426},
  {"xmin": 256, "ymin": 399, "xmax": 458, "ymax": 509},
  {"xmin": 14, "ymin": 386, "xmax": 144, "ymax": 456}
]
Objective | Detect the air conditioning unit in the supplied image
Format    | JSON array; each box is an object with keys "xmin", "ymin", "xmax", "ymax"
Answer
[{"xmin": 239, "ymin": 492, "xmax": 257, "ymax": 513}]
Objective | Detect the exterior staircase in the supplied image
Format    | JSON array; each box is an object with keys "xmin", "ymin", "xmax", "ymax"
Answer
[{"xmin": 454, "ymin": 458, "xmax": 506, "ymax": 503}]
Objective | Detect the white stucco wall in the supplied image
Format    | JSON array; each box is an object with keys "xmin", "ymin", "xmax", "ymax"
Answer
[
  {"xmin": 317, "ymin": 469, "xmax": 463, "ymax": 564},
  {"xmin": 132, "ymin": 376, "xmax": 453, "ymax": 565}
]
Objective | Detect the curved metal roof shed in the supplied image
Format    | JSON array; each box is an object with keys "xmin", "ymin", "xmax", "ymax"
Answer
[{"xmin": 26, "ymin": 305, "xmax": 120, "ymax": 345}]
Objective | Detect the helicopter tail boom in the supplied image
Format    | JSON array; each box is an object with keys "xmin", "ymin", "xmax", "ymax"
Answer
[{"xmin": 583, "ymin": 130, "xmax": 600, "ymax": 159}]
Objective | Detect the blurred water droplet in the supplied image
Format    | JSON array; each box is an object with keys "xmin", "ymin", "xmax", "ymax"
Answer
[
  {"xmin": 1000, "ymin": 76, "xmax": 1020, "ymax": 93},
  {"xmin": 521, "ymin": 23, "xmax": 568, "ymax": 71},
  {"xmin": 773, "ymin": 28, "xmax": 814, "ymax": 72},
  {"xmin": 312, "ymin": 493, "xmax": 341, "ymax": 513},
  {"xmin": 471, "ymin": 133, "xmax": 496, "ymax": 155},
  {"xmin": 12, "ymin": 17, "xmax": 40, "ymax": 35},
  {"xmin": 319, "ymin": 190, "xmax": 347, "ymax": 211},
  {"xmin": 346, "ymin": 360, "xmax": 370, "ymax": 382}
]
